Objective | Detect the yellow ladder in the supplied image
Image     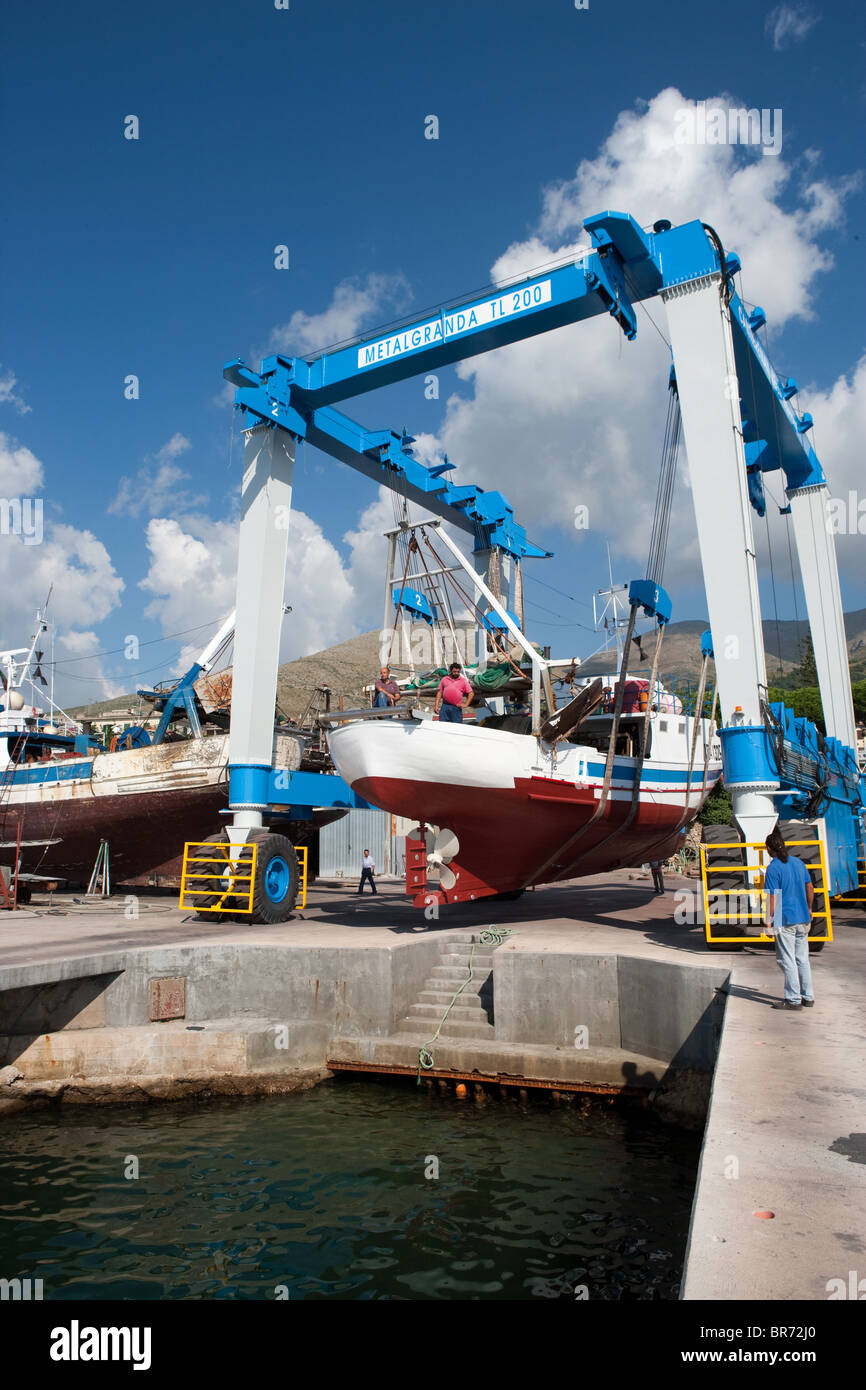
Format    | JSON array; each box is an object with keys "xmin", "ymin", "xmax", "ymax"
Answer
[{"xmin": 700, "ymin": 838, "xmax": 832, "ymax": 946}]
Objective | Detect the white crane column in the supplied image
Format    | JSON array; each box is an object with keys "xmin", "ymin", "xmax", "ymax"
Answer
[
  {"xmin": 227, "ymin": 423, "xmax": 295, "ymax": 833},
  {"xmin": 787, "ymin": 483, "xmax": 857, "ymax": 751},
  {"xmin": 663, "ymin": 273, "xmax": 778, "ymax": 846}
]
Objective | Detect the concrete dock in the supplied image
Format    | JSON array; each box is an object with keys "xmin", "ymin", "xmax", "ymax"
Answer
[{"xmin": 0, "ymin": 868, "xmax": 863, "ymax": 1301}]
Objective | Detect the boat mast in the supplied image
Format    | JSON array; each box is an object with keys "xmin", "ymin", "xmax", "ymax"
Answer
[{"xmin": 594, "ymin": 545, "xmax": 630, "ymax": 670}]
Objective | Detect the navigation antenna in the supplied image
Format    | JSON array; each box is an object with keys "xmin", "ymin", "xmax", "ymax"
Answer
[{"xmin": 593, "ymin": 545, "xmax": 630, "ymax": 667}]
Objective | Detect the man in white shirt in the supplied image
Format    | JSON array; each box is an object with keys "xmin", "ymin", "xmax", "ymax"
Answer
[{"xmin": 358, "ymin": 849, "xmax": 376, "ymax": 895}]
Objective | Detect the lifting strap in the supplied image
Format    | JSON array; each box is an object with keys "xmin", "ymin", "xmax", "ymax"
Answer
[{"xmin": 518, "ymin": 600, "xmax": 641, "ymax": 890}]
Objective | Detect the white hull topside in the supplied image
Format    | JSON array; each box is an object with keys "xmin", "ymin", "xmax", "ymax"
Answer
[{"xmin": 327, "ymin": 713, "xmax": 723, "ymax": 810}]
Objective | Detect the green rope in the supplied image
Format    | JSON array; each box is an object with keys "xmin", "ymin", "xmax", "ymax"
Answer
[{"xmin": 416, "ymin": 929, "xmax": 514, "ymax": 1082}]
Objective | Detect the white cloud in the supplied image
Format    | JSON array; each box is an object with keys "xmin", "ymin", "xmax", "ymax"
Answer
[
  {"xmin": 765, "ymin": 4, "xmax": 819, "ymax": 50},
  {"xmin": 0, "ymin": 430, "xmax": 42, "ymax": 493},
  {"xmin": 266, "ymin": 273, "xmax": 411, "ymax": 358},
  {"xmin": 108, "ymin": 433, "xmax": 206, "ymax": 518},
  {"xmin": 51, "ymin": 630, "xmax": 126, "ymax": 705},
  {"xmin": 801, "ymin": 354, "xmax": 866, "ymax": 589},
  {"xmin": 0, "ymin": 431, "xmax": 127, "ymax": 708},
  {"xmin": 0, "ymin": 366, "xmax": 31, "ymax": 416},
  {"xmin": 413, "ymin": 87, "xmax": 858, "ymax": 606},
  {"xmin": 139, "ymin": 508, "xmax": 360, "ymax": 673}
]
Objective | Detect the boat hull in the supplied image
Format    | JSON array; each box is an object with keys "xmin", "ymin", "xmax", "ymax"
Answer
[
  {"xmin": 327, "ymin": 716, "xmax": 722, "ymax": 901},
  {"xmin": 0, "ymin": 731, "xmax": 320, "ymax": 886}
]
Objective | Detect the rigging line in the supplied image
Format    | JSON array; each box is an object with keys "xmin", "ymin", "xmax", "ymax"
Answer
[
  {"xmin": 421, "ymin": 534, "xmax": 524, "ymax": 676},
  {"xmin": 737, "ymin": 274, "xmax": 786, "ymax": 683},
  {"xmin": 785, "ymin": 511, "xmax": 801, "ymax": 635},
  {"xmin": 46, "ymin": 619, "xmax": 228, "ymax": 667},
  {"xmin": 56, "ymin": 652, "xmax": 196, "ymax": 685},
  {"xmin": 646, "ymin": 381, "xmax": 681, "ymax": 587},
  {"xmin": 759, "ymin": 310, "xmax": 806, "ymax": 644},
  {"xmin": 388, "ymin": 535, "xmax": 416, "ymax": 666},
  {"xmin": 659, "ymin": 403, "xmax": 681, "ymax": 582},
  {"xmin": 523, "ymin": 600, "xmax": 597, "ymax": 632},
  {"xmin": 647, "ymin": 387, "xmax": 675, "ymax": 582},
  {"xmin": 413, "ymin": 534, "xmax": 467, "ymax": 668},
  {"xmin": 623, "ymin": 265, "xmax": 671, "ymax": 349},
  {"xmin": 523, "ymin": 574, "xmax": 594, "ymax": 610}
]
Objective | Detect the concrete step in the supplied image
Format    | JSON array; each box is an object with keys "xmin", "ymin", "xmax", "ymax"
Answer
[
  {"xmin": 329, "ymin": 1034, "xmax": 669, "ymax": 1090},
  {"xmin": 404, "ymin": 1003, "xmax": 491, "ymax": 1024},
  {"xmin": 396, "ymin": 1016, "xmax": 495, "ymax": 1039},
  {"xmin": 440, "ymin": 951, "xmax": 494, "ymax": 969},
  {"xmin": 429, "ymin": 965, "xmax": 491, "ymax": 984},
  {"xmin": 422, "ymin": 971, "xmax": 488, "ymax": 992},
  {"xmin": 417, "ymin": 989, "xmax": 486, "ymax": 1009}
]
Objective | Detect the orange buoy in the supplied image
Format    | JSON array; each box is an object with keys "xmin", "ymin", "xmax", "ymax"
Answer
[
  {"xmin": 455, "ymin": 1083, "xmax": 467, "ymax": 1098},
  {"xmin": 754, "ymin": 1210, "xmax": 775, "ymax": 1219}
]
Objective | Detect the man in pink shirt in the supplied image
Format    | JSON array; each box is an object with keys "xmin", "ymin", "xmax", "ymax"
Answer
[{"xmin": 435, "ymin": 662, "xmax": 472, "ymax": 723}]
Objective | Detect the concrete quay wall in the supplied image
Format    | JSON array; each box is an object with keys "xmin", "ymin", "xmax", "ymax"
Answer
[{"xmin": 0, "ymin": 932, "xmax": 726, "ymax": 1111}]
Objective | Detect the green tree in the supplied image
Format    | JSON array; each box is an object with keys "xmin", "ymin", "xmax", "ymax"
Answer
[
  {"xmin": 698, "ymin": 780, "xmax": 733, "ymax": 826},
  {"xmin": 794, "ymin": 633, "xmax": 818, "ymax": 686},
  {"xmin": 767, "ymin": 685, "xmax": 825, "ymax": 733}
]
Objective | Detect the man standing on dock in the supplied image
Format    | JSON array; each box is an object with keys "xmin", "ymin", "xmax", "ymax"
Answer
[
  {"xmin": 435, "ymin": 662, "xmax": 472, "ymax": 724},
  {"xmin": 763, "ymin": 829, "xmax": 815, "ymax": 1010},
  {"xmin": 649, "ymin": 858, "xmax": 665, "ymax": 894},
  {"xmin": 358, "ymin": 849, "xmax": 377, "ymax": 895}
]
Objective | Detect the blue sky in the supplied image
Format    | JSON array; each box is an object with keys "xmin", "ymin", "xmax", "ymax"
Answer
[{"xmin": 2, "ymin": 0, "xmax": 864, "ymax": 703}]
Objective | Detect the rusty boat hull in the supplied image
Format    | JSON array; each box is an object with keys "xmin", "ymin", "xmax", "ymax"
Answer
[{"xmin": 0, "ymin": 731, "xmax": 331, "ymax": 887}]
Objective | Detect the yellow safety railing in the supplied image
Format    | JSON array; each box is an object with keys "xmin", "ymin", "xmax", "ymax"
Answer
[
  {"xmin": 297, "ymin": 845, "xmax": 308, "ymax": 910},
  {"xmin": 700, "ymin": 839, "xmax": 833, "ymax": 945},
  {"xmin": 831, "ymin": 858, "xmax": 866, "ymax": 904},
  {"xmin": 179, "ymin": 841, "xmax": 258, "ymax": 914}
]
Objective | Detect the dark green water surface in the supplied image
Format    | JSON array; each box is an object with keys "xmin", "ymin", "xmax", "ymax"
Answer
[{"xmin": 0, "ymin": 1079, "xmax": 700, "ymax": 1300}]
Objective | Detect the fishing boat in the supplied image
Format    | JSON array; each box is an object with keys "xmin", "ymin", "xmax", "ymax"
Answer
[
  {"xmin": 326, "ymin": 685, "xmax": 722, "ymax": 905},
  {"xmin": 325, "ymin": 520, "xmax": 722, "ymax": 907},
  {"xmin": 0, "ymin": 610, "xmax": 334, "ymax": 890}
]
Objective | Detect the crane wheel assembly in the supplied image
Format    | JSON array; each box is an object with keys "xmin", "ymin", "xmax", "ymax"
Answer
[
  {"xmin": 700, "ymin": 821, "xmax": 830, "ymax": 953},
  {"xmin": 244, "ymin": 829, "xmax": 300, "ymax": 924},
  {"xmin": 182, "ymin": 829, "xmax": 300, "ymax": 924}
]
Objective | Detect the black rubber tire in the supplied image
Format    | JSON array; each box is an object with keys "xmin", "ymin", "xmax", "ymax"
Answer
[
  {"xmin": 808, "ymin": 940, "xmax": 825, "ymax": 954},
  {"xmin": 701, "ymin": 822, "xmax": 750, "ymax": 948},
  {"xmin": 190, "ymin": 832, "xmax": 231, "ymax": 921},
  {"xmin": 493, "ymin": 889, "xmax": 525, "ymax": 901},
  {"xmin": 245, "ymin": 830, "xmax": 300, "ymax": 925}
]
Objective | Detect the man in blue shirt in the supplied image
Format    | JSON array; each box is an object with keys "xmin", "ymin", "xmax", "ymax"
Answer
[{"xmin": 763, "ymin": 829, "xmax": 815, "ymax": 1011}]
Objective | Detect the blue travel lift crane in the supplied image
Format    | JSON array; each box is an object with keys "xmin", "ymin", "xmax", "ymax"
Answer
[{"xmin": 185, "ymin": 209, "xmax": 864, "ymax": 931}]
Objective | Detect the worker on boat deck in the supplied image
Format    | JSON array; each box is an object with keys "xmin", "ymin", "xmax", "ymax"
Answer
[
  {"xmin": 435, "ymin": 663, "xmax": 472, "ymax": 724},
  {"xmin": 357, "ymin": 849, "xmax": 377, "ymax": 895},
  {"xmin": 373, "ymin": 665, "xmax": 401, "ymax": 709},
  {"xmin": 763, "ymin": 828, "xmax": 815, "ymax": 1011}
]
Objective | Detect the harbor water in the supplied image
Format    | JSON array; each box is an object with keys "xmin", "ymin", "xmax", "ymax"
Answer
[{"xmin": 0, "ymin": 1079, "xmax": 701, "ymax": 1301}]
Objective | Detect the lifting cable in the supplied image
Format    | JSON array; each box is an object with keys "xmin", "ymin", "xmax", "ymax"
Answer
[
  {"xmin": 516, "ymin": 352, "xmax": 683, "ymax": 886},
  {"xmin": 576, "ymin": 616, "xmax": 667, "ymax": 865},
  {"xmin": 645, "ymin": 377, "xmax": 681, "ymax": 587},
  {"xmin": 413, "ymin": 533, "xmax": 469, "ymax": 672},
  {"xmin": 387, "ymin": 534, "xmax": 417, "ymax": 668},
  {"xmin": 518, "ymin": 601, "xmax": 641, "ymax": 890}
]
